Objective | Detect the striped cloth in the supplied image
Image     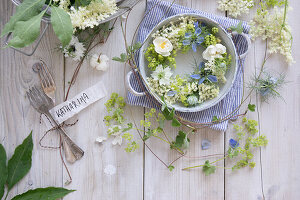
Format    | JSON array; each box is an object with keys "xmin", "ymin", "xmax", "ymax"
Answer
[{"xmin": 127, "ymin": 0, "xmax": 250, "ymax": 131}]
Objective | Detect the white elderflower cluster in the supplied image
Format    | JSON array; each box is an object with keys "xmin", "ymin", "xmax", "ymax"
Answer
[
  {"xmin": 67, "ymin": 0, "xmax": 118, "ymax": 30},
  {"xmin": 152, "ymin": 17, "xmax": 195, "ymax": 50},
  {"xmin": 198, "ymin": 84, "xmax": 219, "ymax": 102},
  {"xmin": 218, "ymin": 0, "xmax": 254, "ymax": 18},
  {"xmin": 249, "ymin": 7, "xmax": 294, "ymax": 64},
  {"xmin": 147, "ymin": 78, "xmax": 179, "ymax": 104}
]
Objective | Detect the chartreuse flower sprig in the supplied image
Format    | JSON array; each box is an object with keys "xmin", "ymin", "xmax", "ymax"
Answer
[
  {"xmin": 101, "ymin": 93, "xmax": 194, "ymax": 158},
  {"xmin": 182, "ymin": 115, "xmax": 268, "ymax": 175}
]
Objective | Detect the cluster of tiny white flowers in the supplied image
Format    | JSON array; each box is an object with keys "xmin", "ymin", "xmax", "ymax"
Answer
[
  {"xmin": 198, "ymin": 84, "xmax": 219, "ymax": 102},
  {"xmin": 218, "ymin": 0, "xmax": 254, "ymax": 18},
  {"xmin": 249, "ymin": 7, "xmax": 294, "ymax": 64},
  {"xmin": 57, "ymin": 0, "xmax": 70, "ymax": 10},
  {"xmin": 151, "ymin": 17, "xmax": 195, "ymax": 50},
  {"xmin": 147, "ymin": 77, "xmax": 179, "ymax": 104},
  {"xmin": 58, "ymin": 0, "xmax": 118, "ymax": 30}
]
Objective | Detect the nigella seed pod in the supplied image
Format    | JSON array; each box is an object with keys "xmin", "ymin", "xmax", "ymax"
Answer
[{"xmin": 187, "ymin": 95, "xmax": 198, "ymax": 106}]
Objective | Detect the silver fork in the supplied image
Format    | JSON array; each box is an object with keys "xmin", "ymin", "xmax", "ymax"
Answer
[
  {"xmin": 33, "ymin": 61, "xmax": 56, "ymax": 104},
  {"xmin": 26, "ymin": 86, "xmax": 84, "ymax": 163}
]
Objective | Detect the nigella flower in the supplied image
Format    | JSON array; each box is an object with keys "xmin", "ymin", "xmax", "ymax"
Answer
[
  {"xmin": 182, "ymin": 22, "xmax": 205, "ymax": 52},
  {"xmin": 229, "ymin": 139, "xmax": 239, "ymax": 149},
  {"xmin": 151, "ymin": 65, "xmax": 173, "ymax": 85},
  {"xmin": 62, "ymin": 36, "xmax": 86, "ymax": 61},
  {"xmin": 250, "ymin": 71, "xmax": 286, "ymax": 102},
  {"xmin": 190, "ymin": 62, "xmax": 218, "ymax": 84}
]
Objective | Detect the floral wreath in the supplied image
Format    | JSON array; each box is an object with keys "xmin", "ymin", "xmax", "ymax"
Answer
[{"xmin": 145, "ymin": 17, "xmax": 232, "ymax": 107}]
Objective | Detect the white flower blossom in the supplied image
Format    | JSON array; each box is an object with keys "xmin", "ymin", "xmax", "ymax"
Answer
[
  {"xmin": 202, "ymin": 44, "xmax": 226, "ymax": 61},
  {"xmin": 67, "ymin": 0, "xmax": 118, "ymax": 30},
  {"xmin": 249, "ymin": 6, "xmax": 294, "ymax": 64},
  {"xmin": 153, "ymin": 37, "xmax": 173, "ymax": 56},
  {"xmin": 151, "ymin": 65, "xmax": 173, "ymax": 85},
  {"xmin": 90, "ymin": 54, "xmax": 110, "ymax": 71},
  {"xmin": 63, "ymin": 36, "xmax": 85, "ymax": 61},
  {"xmin": 96, "ymin": 136, "xmax": 107, "ymax": 143},
  {"xmin": 218, "ymin": 0, "xmax": 254, "ymax": 18}
]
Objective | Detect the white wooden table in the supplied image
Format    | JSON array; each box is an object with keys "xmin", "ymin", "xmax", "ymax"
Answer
[{"xmin": 1, "ymin": 0, "xmax": 300, "ymax": 199}]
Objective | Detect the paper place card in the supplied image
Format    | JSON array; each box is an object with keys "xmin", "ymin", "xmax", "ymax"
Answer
[{"xmin": 43, "ymin": 81, "xmax": 107, "ymax": 129}]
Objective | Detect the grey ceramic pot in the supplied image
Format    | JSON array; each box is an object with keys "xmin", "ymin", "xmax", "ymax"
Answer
[{"xmin": 126, "ymin": 13, "xmax": 251, "ymax": 112}]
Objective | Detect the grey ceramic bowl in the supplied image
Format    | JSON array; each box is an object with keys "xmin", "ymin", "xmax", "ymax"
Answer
[{"xmin": 128, "ymin": 14, "xmax": 250, "ymax": 112}]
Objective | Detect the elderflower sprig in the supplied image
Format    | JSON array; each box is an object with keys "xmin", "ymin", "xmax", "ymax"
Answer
[{"xmin": 249, "ymin": 1, "xmax": 294, "ymax": 64}]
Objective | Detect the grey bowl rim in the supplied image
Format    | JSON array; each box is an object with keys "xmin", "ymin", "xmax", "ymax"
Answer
[{"xmin": 138, "ymin": 13, "xmax": 239, "ymax": 113}]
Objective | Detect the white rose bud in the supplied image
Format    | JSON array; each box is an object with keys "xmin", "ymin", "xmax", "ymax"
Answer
[
  {"xmin": 153, "ymin": 37, "xmax": 173, "ymax": 57},
  {"xmin": 202, "ymin": 44, "xmax": 226, "ymax": 61},
  {"xmin": 90, "ymin": 54, "xmax": 110, "ymax": 71}
]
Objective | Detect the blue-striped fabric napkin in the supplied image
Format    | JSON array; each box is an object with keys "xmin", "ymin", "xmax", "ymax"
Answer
[{"xmin": 127, "ymin": 0, "xmax": 250, "ymax": 131}]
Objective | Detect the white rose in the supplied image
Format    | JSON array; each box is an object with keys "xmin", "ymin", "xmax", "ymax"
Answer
[
  {"xmin": 153, "ymin": 37, "xmax": 173, "ymax": 57},
  {"xmin": 202, "ymin": 44, "xmax": 226, "ymax": 60},
  {"xmin": 90, "ymin": 54, "xmax": 110, "ymax": 71}
]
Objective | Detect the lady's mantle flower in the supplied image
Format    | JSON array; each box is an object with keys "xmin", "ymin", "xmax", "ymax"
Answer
[
  {"xmin": 153, "ymin": 37, "xmax": 173, "ymax": 56},
  {"xmin": 229, "ymin": 139, "xmax": 239, "ymax": 148},
  {"xmin": 108, "ymin": 125, "xmax": 123, "ymax": 146},
  {"xmin": 202, "ymin": 44, "xmax": 226, "ymax": 61},
  {"xmin": 63, "ymin": 36, "xmax": 85, "ymax": 61},
  {"xmin": 182, "ymin": 22, "xmax": 205, "ymax": 52},
  {"xmin": 90, "ymin": 54, "xmax": 110, "ymax": 71},
  {"xmin": 151, "ymin": 65, "xmax": 173, "ymax": 85}
]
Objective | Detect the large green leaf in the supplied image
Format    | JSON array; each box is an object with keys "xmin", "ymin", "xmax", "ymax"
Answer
[
  {"xmin": 1, "ymin": 0, "xmax": 45, "ymax": 37},
  {"xmin": 51, "ymin": 6, "xmax": 73, "ymax": 47},
  {"xmin": 0, "ymin": 144, "xmax": 8, "ymax": 199},
  {"xmin": 11, "ymin": 187, "xmax": 75, "ymax": 200},
  {"xmin": 7, "ymin": 132, "xmax": 33, "ymax": 190},
  {"xmin": 8, "ymin": 10, "xmax": 46, "ymax": 48}
]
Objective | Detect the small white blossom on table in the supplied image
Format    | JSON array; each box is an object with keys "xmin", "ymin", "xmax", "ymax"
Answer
[{"xmin": 90, "ymin": 54, "xmax": 110, "ymax": 71}]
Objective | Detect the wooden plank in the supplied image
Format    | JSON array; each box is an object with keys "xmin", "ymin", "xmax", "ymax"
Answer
[
  {"xmin": 225, "ymin": 1, "xmax": 300, "ymax": 199},
  {"xmin": 144, "ymin": 1, "xmax": 225, "ymax": 200},
  {"xmin": 0, "ymin": 0, "xmax": 64, "ymax": 198},
  {"xmin": 62, "ymin": 2, "xmax": 146, "ymax": 199},
  {"xmin": 223, "ymin": 4, "xmax": 264, "ymax": 200}
]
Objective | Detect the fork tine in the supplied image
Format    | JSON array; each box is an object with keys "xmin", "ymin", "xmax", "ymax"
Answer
[
  {"xmin": 39, "ymin": 65, "xmax": 50, "ymax": 88},
  {"xmin": 41, "ymin": 61, "xmax": 55, "ymax": 87}
]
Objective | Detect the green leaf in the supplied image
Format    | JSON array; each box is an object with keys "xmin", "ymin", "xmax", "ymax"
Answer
[
  {"xmin": 142, "ymin": 129, "xmax": 153, "ymax": 141},
  {"xmin": 202, "ymin": 160, "xmax": 216, "ymax": 176},
  {"xmin": 1, "ymin": 0, "xmax": 45, "ymax": 37},
  {"xmin": 8, "ymin": 10, "xmax": 46, "ymax": 48},
  {"xmin": 162, "ymin": 108, "xmax": 174, "ymax": 121},
  {"xmin": 7, "ymin": 132, "xmax": 33, "ymax": 190},
  {"xmin": 133, "ymin": 42, "xmax": 142, "ymax": 50},
  {"xmin": 11, "ymin": 187, "xmax": 75, "ymax": 200},
  {"xmin": 168, "ymin": 165, "xmax": 175, "ymax": 172},
  {"xmin": 122, "ymin": 123, "xmax": 133, "ymax": 132},
  {"xmin": 229, "ymin": 21, "xmax": 243, "ymax": 34},
  {"xmin": 171, "ymin": 118, "xmax": 181, "ymax": 127},
  {"xmin": 51, "ymin": 6, "xmax": 73, "ymax": 47},
  {"xmin": 248, "ymin": 103, "xmax": 256, "ymax": 112},
  {"xmin": 174, "ymin": 131, "xmax": 190, "ymax": 149},
  {"xmin": 0, "ymin": 144, "xmax": 8, "ymax": 199},
  {"xmin": 74, "ymin": 0, "xmax": 93, "ymax": 7},
  {"xmin": 212, "ymin": 115, "xmax": 219, "ymax": 122},
  {"xmin": 112, "ymin": 53, "xmax": 127, "ymax": 63}
]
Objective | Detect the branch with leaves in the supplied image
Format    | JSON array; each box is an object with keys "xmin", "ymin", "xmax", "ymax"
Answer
[{"xmin": 0, "ymin": 132, "xmax": 74, "ymax": 200}]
